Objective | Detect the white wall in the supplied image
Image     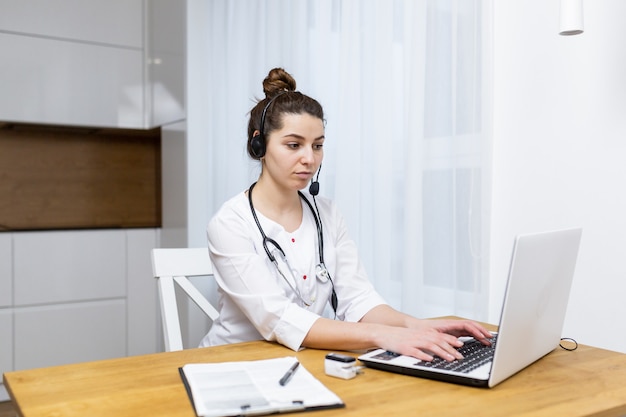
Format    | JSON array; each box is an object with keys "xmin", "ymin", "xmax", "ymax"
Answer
[{"xmin": 491, "ymin": 0, "xmax": 626, "ymax": 353}]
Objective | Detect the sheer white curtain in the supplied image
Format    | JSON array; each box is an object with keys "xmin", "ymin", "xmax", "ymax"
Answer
[{"xmin": 204, "ymin": 0, "xmax": 491, "ymax": 320}]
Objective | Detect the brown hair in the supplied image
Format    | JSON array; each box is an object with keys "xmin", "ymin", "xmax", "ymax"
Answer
[{"xmin": 247, "ymin": 68, "xmax": 324, "ymax": 160}]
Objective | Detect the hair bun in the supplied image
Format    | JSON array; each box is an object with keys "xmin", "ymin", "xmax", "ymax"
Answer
[{"xmin": 262, "ymin": 68, "xmax": 297, "ymax": 98}]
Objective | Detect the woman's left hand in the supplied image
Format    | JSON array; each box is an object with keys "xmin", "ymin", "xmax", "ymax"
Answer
[{"xmin": 411, "ymin": 318, "xmax": 494, "ymax": 346}]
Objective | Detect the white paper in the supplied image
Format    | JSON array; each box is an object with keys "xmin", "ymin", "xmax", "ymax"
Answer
[{"xmin": 182, "ymin": 357, "xmax": 343, "ymax": 417}]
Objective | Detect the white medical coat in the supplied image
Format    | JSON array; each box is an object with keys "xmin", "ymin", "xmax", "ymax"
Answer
[{"xmin": 200, "ymin": 190, "xmax": 386, "ymax": 351}]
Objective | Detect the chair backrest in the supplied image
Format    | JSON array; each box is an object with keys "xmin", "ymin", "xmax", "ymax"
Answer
[{"xmin": 151, "ymin": 248, "xmax": 219, "ymax": 352}]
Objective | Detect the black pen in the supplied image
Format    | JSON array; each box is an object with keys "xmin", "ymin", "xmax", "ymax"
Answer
[{"xmin": 279, "ymin": 360, "xmax": 300, "ymax": 386}]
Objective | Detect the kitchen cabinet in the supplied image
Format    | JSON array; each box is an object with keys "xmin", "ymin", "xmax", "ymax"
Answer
[
  {"xmin": 0, "ymin": 32, "xmax": 144, "ymax": 128},
  {"xmin": 0, "ymin": 234, "xmax": 10, "ymax": 307},
  {"xmin": 0, "ymin": 0, "xmax": 143, "ymax": 48},
  {"xmin": 0, "ymin": 228, "xmax": 160, "ymax": 400},
  {"xmin": 0, "ymin": 0, "xmax": 185, "ymax": 129},
  {"xmin": 0, "ymin": 311, "xmax": 11, "ymax": 388},
  {"xmin": 14, "ymin": 231, "xmax": 127, "ymax": 305},
  {"xmin": 14, "ymin": 300, "xmax": 127, "ymax": 370}
]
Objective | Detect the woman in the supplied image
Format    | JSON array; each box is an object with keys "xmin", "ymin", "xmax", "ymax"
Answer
[{"xmin": 200, "ymin": 68, "xmax": 492, "ymax": 362}]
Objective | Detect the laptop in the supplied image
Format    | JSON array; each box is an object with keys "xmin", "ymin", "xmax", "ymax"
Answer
[{"xmin": 358, "ymin": 227, "xmax": 582, "ymax": 388}]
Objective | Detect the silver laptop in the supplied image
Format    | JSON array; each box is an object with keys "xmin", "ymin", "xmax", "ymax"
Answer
[{"xmin": 358, "ymin": 228, "xmax": 582, "ymax": 388}]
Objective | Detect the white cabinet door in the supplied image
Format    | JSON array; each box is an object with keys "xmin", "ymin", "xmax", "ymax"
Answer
[
  {"xmin": 7, "ymin": 228, "xmax": 159, "ymax": 373},
  {"xmin": 13, "ymin": 230, "xmax": 126, "ymax": 306},
  {"xmin": 147, "ymin": 0, "xmax": 185, "ymax": 127},
  {"xmin": 14, "ymin": 300, "xmax": 126, "ymax": 370},
  {"xmin": 0, "ymin": 234, "xmax": 11, "ymax": 307},
  {"xmin": 0, "ymin": 0, "xmax": 143, "ymax": 48},
  {"xmin": 0, "ymin": 33, "xmax": 145, "ymax": 128},
  {"xmin": 126, "ymin": 228, "xmax": 160, "ymax": 356},
  {"xmin": 0, "ymin": 310, "xmax": 12, "ymax": 375},
  {"xmin": 0, "ymin": 236, "xmax": 13, "ymax": 399}
]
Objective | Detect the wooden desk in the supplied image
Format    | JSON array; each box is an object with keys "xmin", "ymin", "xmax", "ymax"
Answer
[{"xmin": 4, "ymin": 338, "xmax": 626, "ymax": 417}]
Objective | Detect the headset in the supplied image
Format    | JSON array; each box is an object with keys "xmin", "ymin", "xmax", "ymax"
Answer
[
  {"xmin": 250, "ymin": 92, "xmax": 288, "ymax": 159},
  {"xmin": 251, "ymin": 90, "xmax": 323, "ymax": 196},
  {"xmin": 248, "ymin": 180, "xmax": 338, "ymax": 315}
]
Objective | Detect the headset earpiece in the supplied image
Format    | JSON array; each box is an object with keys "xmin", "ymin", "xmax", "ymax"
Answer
[
  {"xmin": 251, "ymin": 132, "xmax": 265, "ymax": 158},
  {"xmin": 253, "ymin": 91, "xmax": 288, "ymax": 159}
]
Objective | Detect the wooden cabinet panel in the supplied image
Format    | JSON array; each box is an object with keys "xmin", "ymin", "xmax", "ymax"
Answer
[{"xmin": 0, "ymin": 123, "xmax": 161, "ymax": 230}]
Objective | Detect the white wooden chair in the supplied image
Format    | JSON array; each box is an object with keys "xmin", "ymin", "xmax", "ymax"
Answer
[{"xmin": 150, "ymin": 248, "xmax": 219, "ymax": 352}]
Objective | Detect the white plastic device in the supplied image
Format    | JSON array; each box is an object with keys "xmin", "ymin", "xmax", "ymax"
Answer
[{"xmin": 324, "ymin": 353, "xmax": 358, "ymax": 379}]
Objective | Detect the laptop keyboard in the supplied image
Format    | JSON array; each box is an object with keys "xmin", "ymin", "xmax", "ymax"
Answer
[
  {"xmin": 420, "ymin": 335, "xmax": 498, "ymax": 373},
  {"xmin": 369, "ymin": 335, "xmax": 497, "ymax": 374}
]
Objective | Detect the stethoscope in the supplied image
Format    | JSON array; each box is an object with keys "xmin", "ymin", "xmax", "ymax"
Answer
[{"xmin": 248, "ymin": 182, "xmax": 338, "ymax": 315}]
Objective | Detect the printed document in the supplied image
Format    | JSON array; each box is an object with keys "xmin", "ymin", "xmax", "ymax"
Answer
[{"xmin": 180, "ymin": 356, "xmax": 344, "ymax": 417}]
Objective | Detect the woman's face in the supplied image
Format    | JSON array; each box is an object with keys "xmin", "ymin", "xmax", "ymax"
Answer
[{"xmin": 262, "ymin": 112, "xmax": 325, "ymax": 192}]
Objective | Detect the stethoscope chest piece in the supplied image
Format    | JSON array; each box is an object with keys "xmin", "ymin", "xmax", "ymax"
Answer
[{"xmin": 315, "ymin": 263, "xmax": 330, "ymax": 283}]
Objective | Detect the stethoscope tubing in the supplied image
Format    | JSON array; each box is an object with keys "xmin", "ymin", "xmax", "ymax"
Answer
[{"xmin": 247, "ymin": 182, "xmax": 337, "ymax": 313}]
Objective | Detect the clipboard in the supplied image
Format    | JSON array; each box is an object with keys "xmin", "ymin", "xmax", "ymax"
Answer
[{"xmin": 179, "ymin": 357, "xmax": 345, "ymax": 417}]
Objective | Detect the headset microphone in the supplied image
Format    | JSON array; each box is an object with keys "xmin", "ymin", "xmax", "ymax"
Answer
[{"xmin": 309, "ymin": 164, "xmax": 322, "ymax": 196}]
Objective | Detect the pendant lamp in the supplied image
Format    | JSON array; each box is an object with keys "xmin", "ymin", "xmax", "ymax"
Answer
[{"xmin": 559, "ymin": 0, "xmax": 584, "ymax": 36}]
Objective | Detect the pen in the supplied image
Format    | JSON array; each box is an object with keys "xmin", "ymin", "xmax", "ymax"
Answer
[{"xmin": 279, "ymin": 360, "xmax": 300, "ymax": 386}]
